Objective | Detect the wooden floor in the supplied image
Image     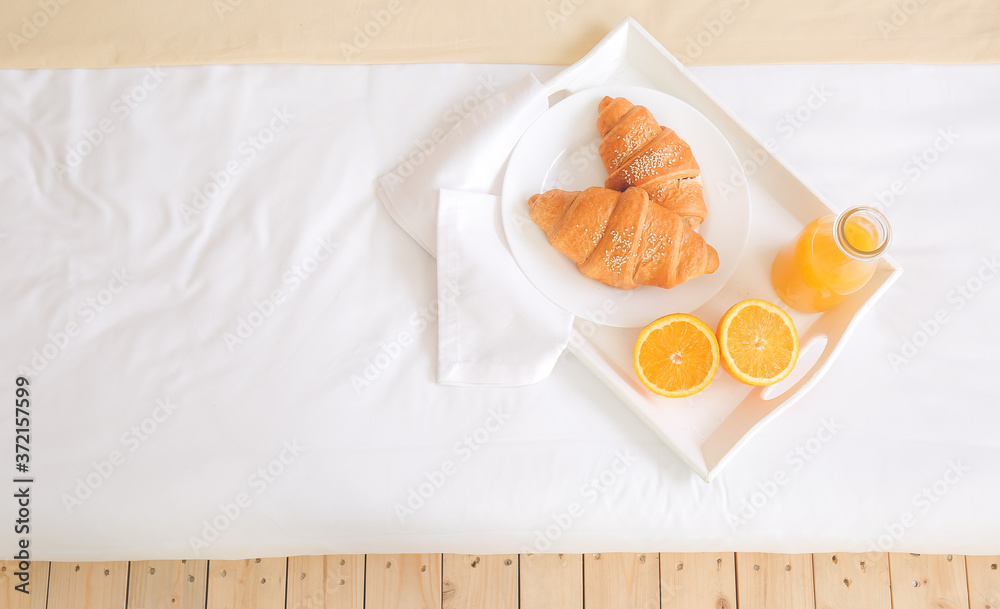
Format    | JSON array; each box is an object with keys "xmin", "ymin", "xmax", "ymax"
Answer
[{"xmin": 2, "ymin": 552, "xmax": 998, "ymax": 608}]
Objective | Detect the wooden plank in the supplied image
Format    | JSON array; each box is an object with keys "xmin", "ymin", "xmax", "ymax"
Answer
[
  {"xmin": 735, "ymin": 553, "xmax": 815, "ymax": 609},
  {"xmin": 519, "ymin": 554, "xmax": 582, "ymax": 609},
  {"xmin": 0, "ymin": 560, "xmax": 49, "ymax": 609},
  {"xmin": 967, "ymin": 555, "xmax": 1000, "ymax": 609},
  {"xmin": 889, "ymin": 553, "xmax": 969, "ymax": 609},
  {"xmin": 442, "ymin": 554, "xmax": 517, "ymax": 609},
  {"xmin": 47, "ymin": 561, "xmax": 128, "ymax": 609},
  {"xmin": 206, "ymin": 557, "xmax": 286, "ymax": 609},
  {"xmin": 287, "ymin": 555, "xmax": 363, "ymax": 609},
  {"xmin": 813, "ymin": 552, "xmax": 890, "ymax": 609},
  {"xmin": 659, "ymin": 552, "xmax": 736, "ymax": 608},
  {"xmin": 127, "ymin": 559, "xmax": 208, "ymax": 609},
  {"xmin": 583, "ymin": 552, "xmax": 659, "ymax": 609},
  {"xmin": 365, "ymin": 554, "xmax": 441, "ymax": 609}
]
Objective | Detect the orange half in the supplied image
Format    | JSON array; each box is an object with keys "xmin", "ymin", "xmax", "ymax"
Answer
[
  {"xmin": 717, "ymin": 299, "xmax": 799, "ymax": 386},
  {"xmin": 633, "ymin": 313, "xmax": 720, "ymax": 398}
]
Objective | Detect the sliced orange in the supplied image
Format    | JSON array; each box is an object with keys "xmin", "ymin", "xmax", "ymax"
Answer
[
  {"xmin": 717, "ymin": 299, "xmax": 799, "ymax": 386},
  {"xmin": 633, "ymin": 313, "xmax": 720, "ymax": 398}
]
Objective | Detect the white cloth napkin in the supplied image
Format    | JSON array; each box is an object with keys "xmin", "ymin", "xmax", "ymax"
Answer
[
  {"xmin": 437, "ymin": 189, "xmax": 574, "ymax": 386},
  {"xmin": 376, "ymin": 73, "xmax": 550, "ymax": 256},
  {"xmin": 375, "ymin": 73, "xmax": 575, "ymax": 386}
]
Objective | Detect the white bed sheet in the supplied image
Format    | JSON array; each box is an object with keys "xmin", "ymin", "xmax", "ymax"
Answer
[{"xmin": 1, "ymin": 62, "xmax": 998, "ymax": 561}]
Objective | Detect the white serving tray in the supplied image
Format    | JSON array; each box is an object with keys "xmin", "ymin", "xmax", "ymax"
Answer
[{"xmin": 534, "ymin": 18, "xmax": 903, "ymax": 482}]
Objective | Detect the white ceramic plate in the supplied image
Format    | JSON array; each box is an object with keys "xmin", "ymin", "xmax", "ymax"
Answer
[{"xmin": 501, "ymin": 85, "xmax": 751, "ymax": 327}]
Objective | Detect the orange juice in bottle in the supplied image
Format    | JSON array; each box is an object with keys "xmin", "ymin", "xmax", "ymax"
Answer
[{"xmin": 771, "ymin": 206, "xmax": 891, "ymax": 313}]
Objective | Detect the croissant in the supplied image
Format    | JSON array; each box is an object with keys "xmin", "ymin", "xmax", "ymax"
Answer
[
  {"xmin": 527, "ymin": 186, "xmax": 719, "ymax": 290},
  {"xmin": 597, "ymin": 96, "xmax": 708, "ymax": 228}
]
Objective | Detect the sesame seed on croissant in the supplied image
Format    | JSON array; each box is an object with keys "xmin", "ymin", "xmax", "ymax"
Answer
[
  {"xmin": 597, "ymin": 96, "xmax": 708, "ymax": 229},
  {"xmin": 527, "ymin": 186, "xmax": 718, "ymax": 290}
]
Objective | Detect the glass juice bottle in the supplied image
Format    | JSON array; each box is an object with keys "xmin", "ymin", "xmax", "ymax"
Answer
[{"xmin": 771, "ymin": 206, "xmax": 891, "ymax": 313}]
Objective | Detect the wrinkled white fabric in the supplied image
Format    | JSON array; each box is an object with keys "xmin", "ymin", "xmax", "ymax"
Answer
[
  {"xmin": 375, "ymin": 74, "xmax": 572, "ymax": 386},
  {"xmin": 375, "ymin": 73, "xmax": 550, "ymax": 256},
  {"xmin": 0, "ymin": 63, "xmax": 998, "ymax": 560},
  {"xmin": 436, "ymin": 189, "xmax": 573, "ymax": 386}
]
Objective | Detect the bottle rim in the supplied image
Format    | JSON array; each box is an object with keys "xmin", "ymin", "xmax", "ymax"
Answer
[{"xmin": 834, "ymin": 206, "xmax": 891, "ymax": 261}]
